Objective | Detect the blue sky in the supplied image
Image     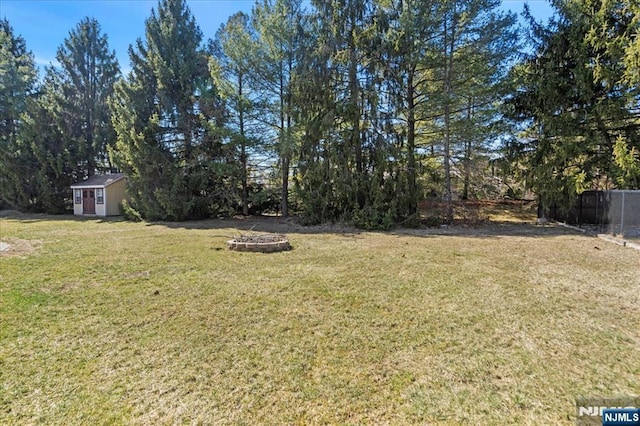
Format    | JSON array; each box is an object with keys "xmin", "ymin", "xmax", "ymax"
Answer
[{"xmin": 1, "ymin": 0, "xmax": 555, "ymax": 75}]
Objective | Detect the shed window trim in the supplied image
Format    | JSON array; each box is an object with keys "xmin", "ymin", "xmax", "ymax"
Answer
[
  {"xmin": 96, "ymin": 188, "xmax": 104, "ymax": 204},
  {"xmin": 74, "ymin": 189, "xmax": 81, "ymax": 204}
]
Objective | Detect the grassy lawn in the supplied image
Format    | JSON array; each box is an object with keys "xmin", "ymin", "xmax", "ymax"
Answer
[{"xmin": 1, "ymin": 211, "xmax": 639, "ymax": 424}]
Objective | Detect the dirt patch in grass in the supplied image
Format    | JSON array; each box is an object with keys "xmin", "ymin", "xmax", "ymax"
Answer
[{"xmin": 0, "ymin": 237, "xmax": 42, "ymax": 257}]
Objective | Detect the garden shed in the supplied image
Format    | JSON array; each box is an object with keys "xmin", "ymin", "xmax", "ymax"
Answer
[{"xmin": 70, "ymin": 173, "xmax": 126, "ymax": 216}]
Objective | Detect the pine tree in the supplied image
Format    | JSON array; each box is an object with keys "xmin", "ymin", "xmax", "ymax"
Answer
[
  {"xmin": 586, "ymin": 0, "xmax": 640, "ymax": 189},
  {"xmin": 424, "ymin": 0, "xmax": 518, "ymax": 222},
  {"xmin": 50, "ymin": 17, "xmax": 121, "ymax": 179},
  {"xmin": 377, "ymin": 0, "xmax": 444, "ymax": 221},
  {"xmin": 252, "ymin": 0, "xmax": 307, "ymax": 218},
  {"xmin": 110, "ymin": 0, "xmax": 230, "ymax": 220},
  {"xmin": 0, "ymin": 19, "xmax": 39, "ymax": 210},
  {"xmin": 586, "ymin": 0, "xmax": 640, "ymax": 88},
  {"xmin": 210, "ymin": 12, "xmax": 259, "ymax": 216},
  {"xmin": 289, "ymin": 7, "xmax": 337, "ymax": 224},
  {"xmin": 1, "ymin": 18, "xmax": 121, "ymax": 213},
  {"xmin": 8, "ymin": 17, "xmax": 121, "ymax": 213},
  {"xmin": 298, "ymin": 0, "xmax": 398, "ymax": 228},
  {"xmin": 506, "ymin": 0, "xmax": 639, "ymax": 213}
]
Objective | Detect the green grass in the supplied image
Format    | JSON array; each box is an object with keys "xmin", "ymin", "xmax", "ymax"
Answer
[{"xmin": 1, "ymin": 212, "xmax": 639, "ymax": 424}]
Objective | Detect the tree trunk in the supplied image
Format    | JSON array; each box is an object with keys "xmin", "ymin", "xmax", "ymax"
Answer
[
  {"xmin": 462, "ymin": 138, "xmax": 471, "ymax": 200},
  {"xmin": 443, "ymin": 10, "xmax": 456, "ymax": 224},
  {"xmin": 462, "ymin": 99, "xmax": 473, "ymax": 200},
  {"xmin": 406, "ymin": 68, "xmax": 418, "ymax": 217},
  {"xmin": 281, "ymin": 153, "xmax": 289, "ymax": 218},
  {"xmin": 279, "ymin": 58, "xmax": 289, "ymax": 218},
  {"xmin": 347, "ymin": 31, "xmax": 362, "ymax": 209},
  {"xmin": 239, "ymin": 72, "xmax": 249, "ymax": 216}
]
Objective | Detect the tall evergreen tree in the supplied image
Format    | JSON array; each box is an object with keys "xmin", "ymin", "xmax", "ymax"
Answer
[
  {"xmin": 297, "ymin": 0, "xmax": 400, "ymax": 228},
  {"xmin": 506, "ymin": 0, "xmax": 640, "ymax": 212},
  {"xmin": 424, "ymin": 0, "xmax": 518, "ymax": 221},
  {"xmin": 252, "ymin": 0, "xmax": 307, "ymax": 218},
  {"xmin": 377, "ymin": 0, "xmax": 443, "ymax": 220},
  {"xmin": 320, "ymin": 0, "xmax": 372, "ymax": 214},
  {"xmin": 110, "ymin": 0, "xmax": 230, "ymax": 220},
  {"xmin": 20, "ymin": 74, "xmax": 76, "ymax": 213},
  {"xmin": 295, "ymin": 0, "xmax": 516, "ymax": 227},
  {"xmin": 12, "ymin": 17, "xmax": 121, "ymax": 213},
  {"xmin": 289, "ymin": 7, "xmax": 338, "ymax": 224},
  {"xmin": 0, "ymin": 19, "xmax": 39, "ymax": 210},
  {"xmin": 50, "ymin": 17, "xmax": 121, "ymax": 179},
  {"xmin": 210, "ymin": 12, "xmax": 259, "ymax": 216},
  {"xmin": 586, "ymin": 0, "xmax": 640, "ymax": 188},
  {"xmin": 2, "ymin": 18, "xmax": 121, "ymax": 213}
]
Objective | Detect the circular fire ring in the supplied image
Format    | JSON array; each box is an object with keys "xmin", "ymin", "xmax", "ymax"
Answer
[{"xmin": 227, "ymin": 234, "xmax": 290, "ymax": 253}]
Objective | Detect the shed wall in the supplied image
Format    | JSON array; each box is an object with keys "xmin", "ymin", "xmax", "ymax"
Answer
[
  {"xmin": 105, "ymin": 179, "xmax": 126, "ymax": 216},
  {"xmin": 96, "ymin": 200, "xmax": 106, "ymax": 217}
]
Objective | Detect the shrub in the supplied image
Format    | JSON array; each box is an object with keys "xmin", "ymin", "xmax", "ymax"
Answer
[{"xmin": 119, "ymin": 199, "xmax": 143, "ymax": 222}]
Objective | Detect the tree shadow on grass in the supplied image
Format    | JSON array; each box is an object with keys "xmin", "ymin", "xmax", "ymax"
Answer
[
  {"xmin": 0, "ymin": 209, "xmax": 587, "ymax": 239},
  {"xmin": 145, "ymin": 215, "xmax": 364, "ymax": 236},
  {"xmin": 0, "ymin": 209, "xmax": 126, "ymax": 224},
  {"xmin": 147, "ymin": 215, "xmax": 583, "ymax": 240}
]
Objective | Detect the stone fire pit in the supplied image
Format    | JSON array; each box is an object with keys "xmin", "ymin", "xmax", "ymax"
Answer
[{"xmin": 227, "ymin": 233, "xmax": 290, "ymax": 253}]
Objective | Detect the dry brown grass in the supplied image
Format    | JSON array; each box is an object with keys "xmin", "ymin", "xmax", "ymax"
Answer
[
  {"xmin": 419, "ymin": 199, "xmax": 538, "ymax": 226},
  {"xmin": 0, "ymin": 237, "xmax": 42, "ymax": 258},
  {"xmin": 0, "ymin": 211, "xmax": 638, "ymax": 424}
]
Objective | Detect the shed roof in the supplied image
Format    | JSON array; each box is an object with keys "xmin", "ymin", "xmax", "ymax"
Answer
[{"xmin": 70, "ymin": 173, "xmax": 125, "ymax": 188}]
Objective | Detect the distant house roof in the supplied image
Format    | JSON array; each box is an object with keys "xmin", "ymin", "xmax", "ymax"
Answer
[{"xmin": 70, "ymin": 173, "xmax": 125, "ymax": 188}]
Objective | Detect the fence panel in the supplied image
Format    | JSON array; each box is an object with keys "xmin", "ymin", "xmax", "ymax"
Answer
[{"xmin": 608, "ymin": 190, "xmax": 640, "ymax": 238}]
